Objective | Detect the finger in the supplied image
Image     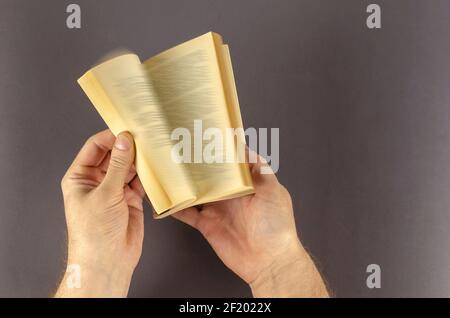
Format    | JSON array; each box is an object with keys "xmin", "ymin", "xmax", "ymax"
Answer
[
  {"xmin": 73, "ymin": 129, "xmax": 115, "ymax": 167},
  {"xmin": 125, "ymin": 165, "xmax": 137, "ymax": 184},
  {"xmin": 249, "ymin": 152, "xmax": 279, "ymax": 190},
  {"xmin": 124, "ymin": 185, "xmax": 144, "ymax": 211},
  {"xmin": 127, "ymin": 207, "xmax": 144, "ymax": 249},
  {"xmin": 172, "ymin": 207, "xmax": 202, "ymax": 229},
  {"xmin": 98, "ymin": 151, "xmax": 111, "ymax": 172},
  {"xmin": 102, "ymin": 131, "xmax": 135, "ymax": 191},
  {"xmin": 99, "ymin": 152, "xmax": 136, "ymax": 175},
  {"xmin": 98, "ymin": 153, "xmax": 137, "ymax": 184},
  {"xmin": 129, "ymin": 175, "xmax": 146, "ymax": 199},
  {"xmin": 245, "ymin": 146, "xmax": 258, "ymax": 171}
]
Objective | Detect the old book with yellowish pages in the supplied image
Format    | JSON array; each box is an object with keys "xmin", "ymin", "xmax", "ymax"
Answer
[{"xmin": 78, "ymin": 32, "xmax": 254, "ymax": 218}]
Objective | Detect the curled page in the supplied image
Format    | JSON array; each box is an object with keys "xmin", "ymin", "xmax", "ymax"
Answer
[{"xmin": 78, "ymin": 54, "xmax": 196, "ymax": 214}]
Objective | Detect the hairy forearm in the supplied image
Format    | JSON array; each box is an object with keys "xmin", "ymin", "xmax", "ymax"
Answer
[{"xmin": 250, "ymin": 244, "xmax": 329, "ymax": 298}]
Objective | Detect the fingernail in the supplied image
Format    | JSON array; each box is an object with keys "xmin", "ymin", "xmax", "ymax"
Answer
[{"xmin": 114, "ymin": 133, "xmax": 130, "ymax": 151}]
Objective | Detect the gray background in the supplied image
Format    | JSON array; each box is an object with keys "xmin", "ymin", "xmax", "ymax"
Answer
[{"xmin": 0, "ymin": 0, "xmax": 449, "ymax": 297}]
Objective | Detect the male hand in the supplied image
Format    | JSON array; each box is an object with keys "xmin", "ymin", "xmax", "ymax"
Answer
[
  {"xmin": 174, "ymin": 152, "xmax": 329, "ymax": 297},
  {"xmin": 55, "ymin": 130, "xmax": 145, "ymax": 297}
]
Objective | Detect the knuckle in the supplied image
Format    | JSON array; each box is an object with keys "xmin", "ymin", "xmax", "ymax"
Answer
[
  {"xmin": 60, "ymin": 174, "xmax": 70, "ymax": 192},
  {"xmin": 60, "ymin": 176, "xmax": 66, "ymax": 190},
  {"xmin": 279, "ymin": 184, "xmax": 292, "ymax": 201},
  {"xmin": 86, "ymin": 135, "xmax": 96, "ymax": 146},
  {"xmin": 109, "ymin": 154, "xmax": 128, "ymax": 169}
]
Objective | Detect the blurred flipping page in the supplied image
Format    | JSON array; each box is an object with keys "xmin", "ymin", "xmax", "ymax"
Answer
[{"xmin": 78, "ymin": 32, "xmax": 254, "ymax": 218}]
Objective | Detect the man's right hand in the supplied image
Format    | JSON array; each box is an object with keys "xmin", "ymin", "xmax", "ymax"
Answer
[{"xmin": 173, "ymin": 151, "xmax": 329, "ymax": 297}]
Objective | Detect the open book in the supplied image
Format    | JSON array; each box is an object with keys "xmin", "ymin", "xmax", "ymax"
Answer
[{"xmin": 78, "ymin": 32, "xmax": 254, "ymax": 218}]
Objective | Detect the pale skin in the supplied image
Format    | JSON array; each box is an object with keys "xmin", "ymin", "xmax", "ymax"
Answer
[{"xmin": 55, "ymin": 129, "xmax": 329, "ymax": 298}]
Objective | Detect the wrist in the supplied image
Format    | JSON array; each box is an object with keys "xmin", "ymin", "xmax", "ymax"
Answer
[
  {"xmin": 250, "ymin": 240, "xmax": 329, "ymax": 298},
  {"xmin": 55, "ymin": 253, "xmax": 134, "ymax": 298}
]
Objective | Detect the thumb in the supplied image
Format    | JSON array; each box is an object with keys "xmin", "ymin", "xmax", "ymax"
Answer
[{"xmin": 102, "ymin": 131, "xmax": 135, "ymax": 191}]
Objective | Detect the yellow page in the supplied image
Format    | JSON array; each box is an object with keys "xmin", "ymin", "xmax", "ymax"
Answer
[
  {"xmin": 78, "ymin": 54, "xmax": 196, "ymax": 214},
  {"xmin": 215, "ymin": 38, "xmax": 253, "ymax": 190},
  {"xmin": 144, "ymin": 32, "xmax": 254, "ymax": 214}
]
